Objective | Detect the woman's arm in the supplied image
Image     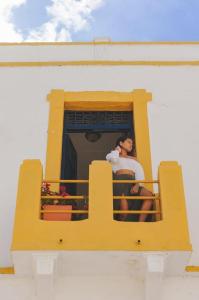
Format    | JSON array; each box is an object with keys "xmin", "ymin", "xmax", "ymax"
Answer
[
  {"xmin": 134, "ymin": 162, "xmax": 145, "ymax": 183},
  {"xmin": 130, "ymin": 162, "xmax": 145, "ymax": 194},
  {"xmin": 106, "ymin": 147, "xmax": 121, "ymax": 163}
]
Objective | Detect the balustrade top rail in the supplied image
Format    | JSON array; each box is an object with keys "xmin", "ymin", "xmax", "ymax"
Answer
[{"xmin": 43, "ymin": 179, "xmax": 88, "ymax": 183}]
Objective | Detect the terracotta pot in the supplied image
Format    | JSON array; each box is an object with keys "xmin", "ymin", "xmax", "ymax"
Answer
[{"xmin": 42, "ymin": 204, "xmax": 72, "ymax": 221}]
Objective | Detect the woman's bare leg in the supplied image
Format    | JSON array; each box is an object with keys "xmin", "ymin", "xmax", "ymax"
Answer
[{"xmin": 138, "ymin": 187, "xmax": 153, "ymax": 222}]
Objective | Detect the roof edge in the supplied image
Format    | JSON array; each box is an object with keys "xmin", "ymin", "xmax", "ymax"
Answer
[{"xmin": 0, "ymin": 41, "xmax": 199, "ymax": 46}]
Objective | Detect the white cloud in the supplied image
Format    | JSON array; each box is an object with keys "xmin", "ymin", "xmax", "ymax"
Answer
[
  {"xmin": 0, "ymin": 0, "xmax": 26, "ymax": 42},
  {"xmin": 0, "ymin": 0, "xmax": 104, "ymax": 42},
  {"xmin": 26, "ymin": 0, "xmax": 104, "ymax": 42}
]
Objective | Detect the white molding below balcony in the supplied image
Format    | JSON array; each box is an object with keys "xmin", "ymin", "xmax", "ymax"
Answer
[
  {"xmin": 32, "ymin": 253, "xmax": 58, "ymax": 300},
  {"xmin": 144, "ymin": 254, "xmax": 166, "ymax": 300},
  {"xmin": 12, "ymin": 250, "xmax": 191, "ymax": 279}
]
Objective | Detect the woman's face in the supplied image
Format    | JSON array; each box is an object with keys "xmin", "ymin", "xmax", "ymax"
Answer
[{"xmin": 120, "ymin": 138, "xmax": 133, "ymax": 152}]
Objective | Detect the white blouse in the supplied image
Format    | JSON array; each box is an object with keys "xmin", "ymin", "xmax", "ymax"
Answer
[{"xmin": 106, "ymin": 150, "xmax": 145, "ymax": 182}]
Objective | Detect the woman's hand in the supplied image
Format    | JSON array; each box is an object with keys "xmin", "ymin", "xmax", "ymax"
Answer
[{"xmin": 130, "ymin": 183, "xmax": 139, "ymax": 194}]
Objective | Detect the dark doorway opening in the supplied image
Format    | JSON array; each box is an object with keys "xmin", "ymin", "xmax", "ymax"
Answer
[
  {"xmin": 61, "ymin": 111, "xmax": 134, "ymax": 185},
  {"xmin": 60, "ymin": 111, "xmax": 134, "ymax": 220}
]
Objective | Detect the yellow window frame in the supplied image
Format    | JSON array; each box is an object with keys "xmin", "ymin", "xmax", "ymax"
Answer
[{"xmin": 45, "ymin": 89, "xmax": 152, "ymax": 189}]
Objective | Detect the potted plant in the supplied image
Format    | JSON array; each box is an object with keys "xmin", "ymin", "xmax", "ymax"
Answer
[{"xmin": 41, "ymin": 183, "xmax": 73, "ymax": 221}]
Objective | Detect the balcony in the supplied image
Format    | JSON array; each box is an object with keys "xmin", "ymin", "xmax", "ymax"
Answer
[{"xmin": 11, "ymin": 159, "xmax": 192, "ymax": 278}]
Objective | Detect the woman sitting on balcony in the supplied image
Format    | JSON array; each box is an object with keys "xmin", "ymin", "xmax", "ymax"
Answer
[{"xmin": 106, "ymin": 135, "xmax": 153, "ymax": 222}]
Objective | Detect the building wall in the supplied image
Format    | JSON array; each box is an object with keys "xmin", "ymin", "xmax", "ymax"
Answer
[
  {"xmin": 0, "ymin": 43, "xmax": 199, "ymax": 269},
  {"xmin": 0, "ymin": 275, "xmax": 199, "ymax": 300}
]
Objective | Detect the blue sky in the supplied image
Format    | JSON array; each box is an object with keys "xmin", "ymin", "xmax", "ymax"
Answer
[
  {"xmin": 72, "ymin": 0, "xmax": 199, "ymax": 41},
  {"xmin": 0, "ymin": 0, "xmax": 199, "ymax": 42},
  {"xmin": 13, "ymin": 0, "xmax": 50, "ymax": 34}
]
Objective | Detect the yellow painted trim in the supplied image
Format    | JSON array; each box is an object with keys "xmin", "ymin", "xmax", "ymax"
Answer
[
  {"xmin": 63, "ymin": 91, "xmax": 133, "ymax": 104},
  {"xmin": 45, "ymin": 90, "xmax": 65, "ymax": 191},
  {"xmin": 186, "ymin": 266, "xmax": 199, "ymax": 272},
  {"xmin": 1, "ymin": 41, "xmax": 199, "ymax": 46},
  {"xmin": 45, "ymin": 89, "xmax": 153, "ymax": 189},
  {"xmin": 11, "ymin": 90, "xmax": 192, "ymax": 252},
  {"xmin": 1, "ymin": 61, "xmax": 199, "ymax": 67},
  {"xmin": 2, "ymin": 266, "xmax": 199, "ymax": 274},
  {"xmin": 0, "ymin": 267, "xmax": 15, "ymax": 274},
  {"xmin": 132, "ymin": 90, "xmax": 152, "ymax": 190}
]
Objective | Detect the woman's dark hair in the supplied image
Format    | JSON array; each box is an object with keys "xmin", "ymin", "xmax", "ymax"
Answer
[{"xmin": 115, "ymin": 134, "xmax": 136, "ymax": 156}]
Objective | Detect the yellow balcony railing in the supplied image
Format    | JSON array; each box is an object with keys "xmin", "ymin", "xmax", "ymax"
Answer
[
  {"xmin": 40, "ymin": 179, "xmax": 160, "ymax": 221},
  {"xmin": 11, "ymin": 159, "xmax": 192, "ymax": 252},
  {"xmin": 112, "ymin": 179, "xmax": 160, "ymax": 221},
  {"xmin": 41, "ymin": 179, "xmax": 89, "ymax": 221}
]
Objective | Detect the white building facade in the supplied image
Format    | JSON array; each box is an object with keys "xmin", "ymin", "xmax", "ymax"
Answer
[{"xmin": 0, "ymin": 42, "xmax": 199, "ymax": 300}]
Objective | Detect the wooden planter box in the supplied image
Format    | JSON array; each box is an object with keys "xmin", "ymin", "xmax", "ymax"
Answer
[{"xmin": 42, "ymin": 204, "xmax": 72, "ymax": 221}]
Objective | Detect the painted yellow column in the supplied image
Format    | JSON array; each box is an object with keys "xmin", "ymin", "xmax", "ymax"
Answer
[
  {"xmin": 89, "ymin": 161, "xmax": 113, "ymax": 224},
  {"xmin": 11, "ymin": 160, "xmax": 43, "ymax": 250},
  {"xmin": 132, "ymin": 89, "xmax": 152, "ymax": 189},
  {"xmin": 45, "ymin": 90, "xmax": 65, "ymax": 191},
  {"xmin": 158, "ymin": 161, "xmax": 192, "ymax": 249}
]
